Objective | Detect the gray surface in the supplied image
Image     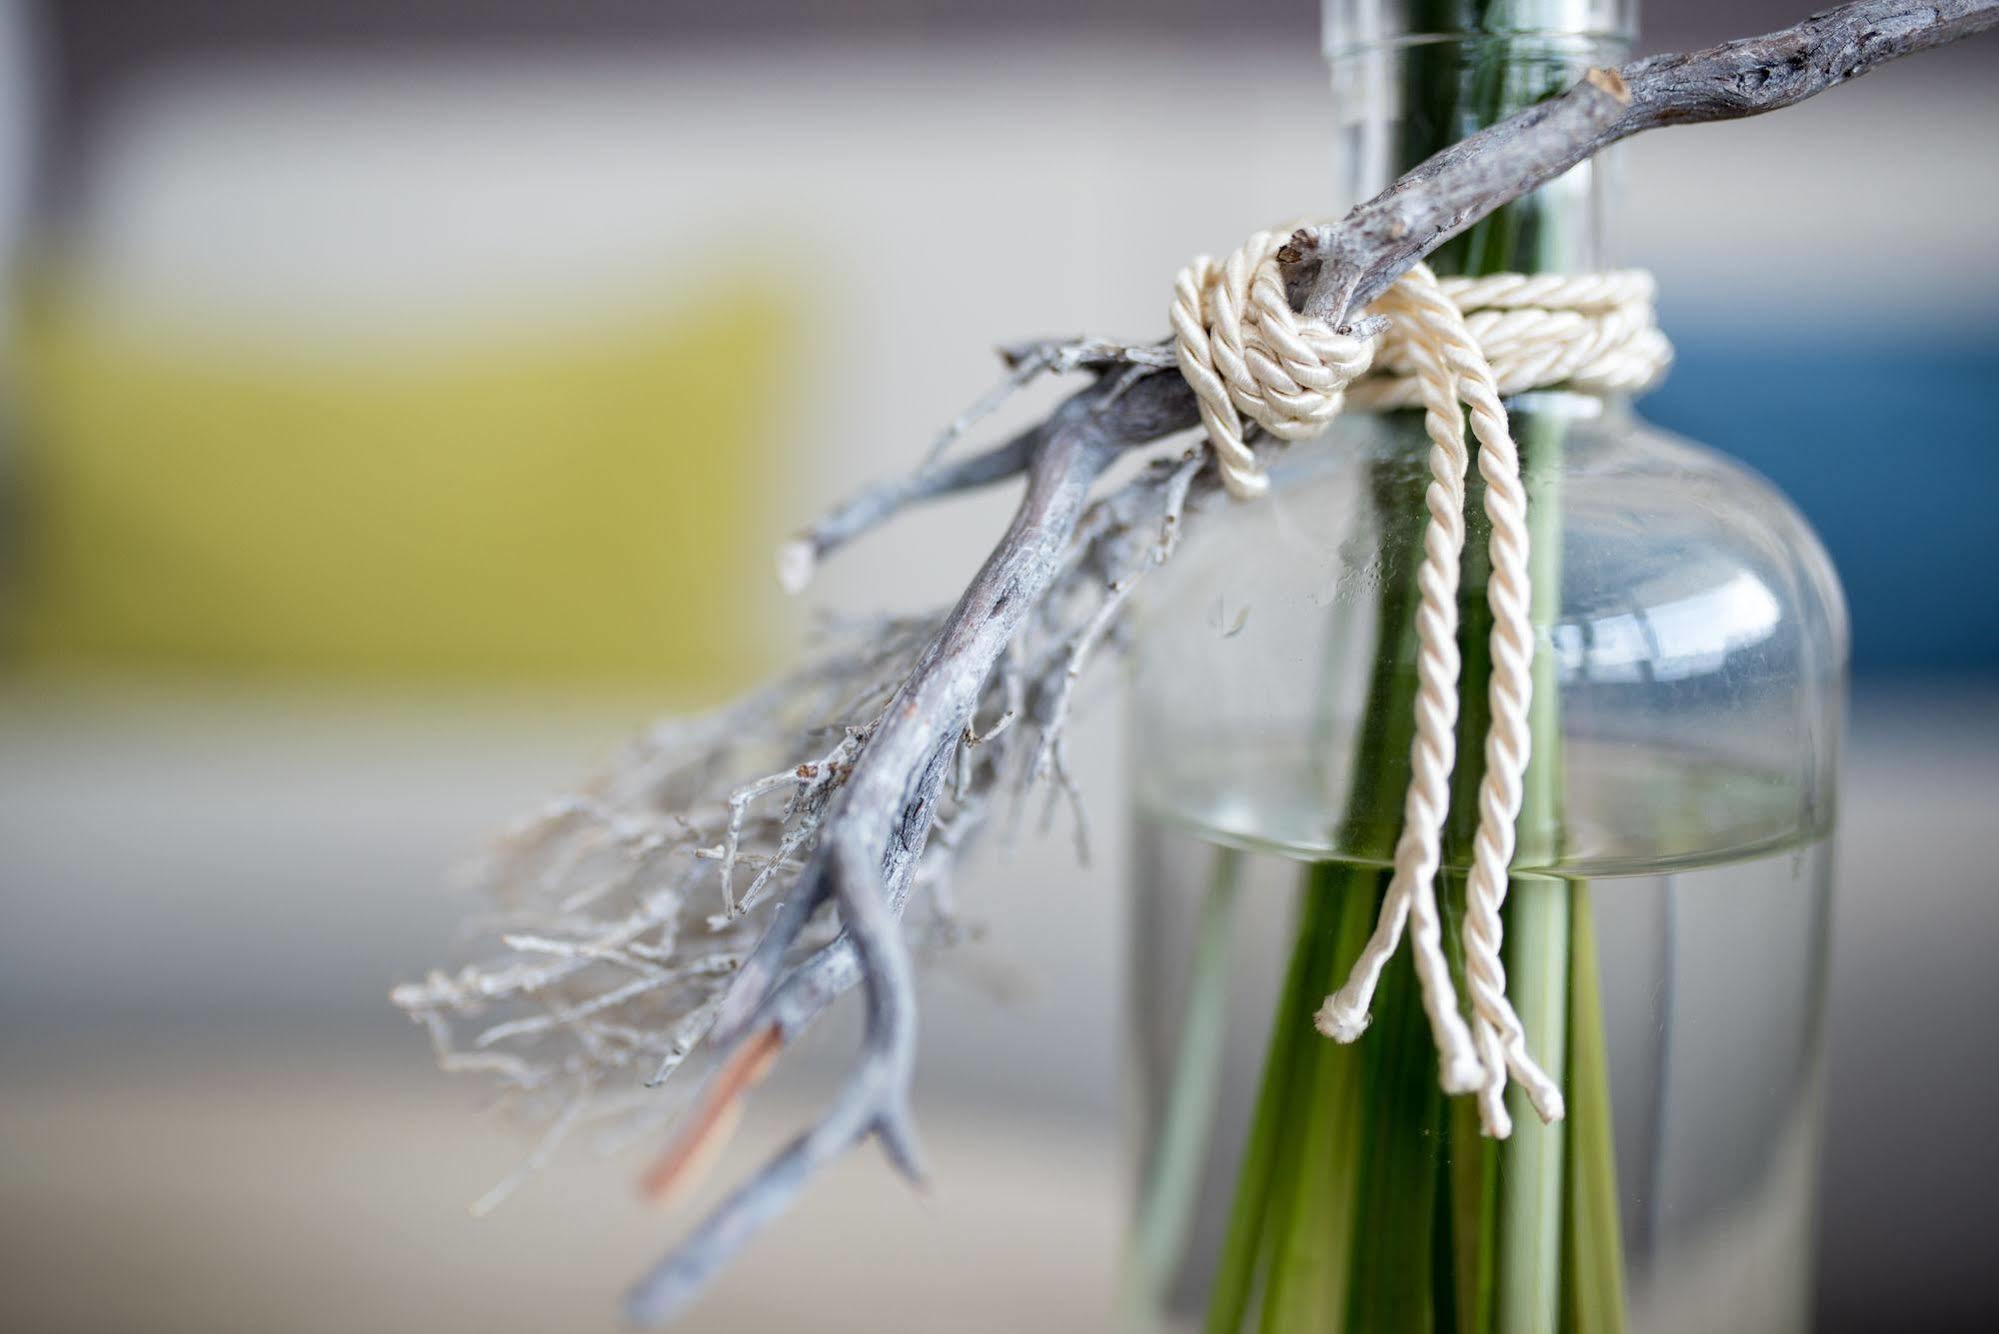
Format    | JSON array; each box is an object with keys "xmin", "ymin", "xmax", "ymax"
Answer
[
  {"xmin": 1817, "ymin": 690, "xmax": 1999, "ymax": 1332},
  {"xmin": 2, "ymin": 682, "xmax": 1997, "ymax": 1330}
]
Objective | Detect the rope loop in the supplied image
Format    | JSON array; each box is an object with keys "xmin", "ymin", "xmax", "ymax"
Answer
[{"xmin": 1172, "ymin": 228, "xmax": 1671, "ymax": 1138}]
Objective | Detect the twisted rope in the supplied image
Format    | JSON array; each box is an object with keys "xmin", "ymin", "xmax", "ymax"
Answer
[{"xmin": 1172, "ymin": 232, "xmax": 1669, "ymax": 1138}]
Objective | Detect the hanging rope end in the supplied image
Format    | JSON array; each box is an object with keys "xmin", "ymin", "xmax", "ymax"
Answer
[
  {"xmin": 1313, "ymin": 993, "xmax": 1370, "ymax": 1043},
  {"xmin": 1439, "ymin": 1051, "xmax": 1487, "ymax": 1097},
  {"xmin": 1477, "ymin": 1083, "xmax": 1514, "ymax": 1140}
]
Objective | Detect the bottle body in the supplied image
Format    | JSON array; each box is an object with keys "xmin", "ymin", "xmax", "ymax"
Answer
[
  {"xmin": 1123, "ymin": 4, "xmax": 1845, "ymax": 1326},
  {"xmin": 1124, "ymin": 406, "xmax": 1844, "ymax": 1332},
  {"xmin": 1132, "ymin": 398, "xmax": 1843, "ymax": 879}
]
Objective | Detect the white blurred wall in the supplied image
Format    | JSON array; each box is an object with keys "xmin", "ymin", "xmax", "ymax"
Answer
[{"xmin": 65, "ymin": 39, "xmax": 1999, "ymax": 617}]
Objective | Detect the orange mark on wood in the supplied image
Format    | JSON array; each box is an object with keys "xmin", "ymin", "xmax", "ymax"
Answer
[
  {"xmin": 1585, "ymin": 66, "xmax": 1632, "ymax": 104},
  {"xmin": 639, "ymin": 1023, "xmax": 784, "ymax": 1210}
]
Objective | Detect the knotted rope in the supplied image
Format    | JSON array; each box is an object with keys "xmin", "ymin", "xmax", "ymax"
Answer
[{"xmin": 1171, "ymin": 228, "xmax": 1670, "ymax": 1139}]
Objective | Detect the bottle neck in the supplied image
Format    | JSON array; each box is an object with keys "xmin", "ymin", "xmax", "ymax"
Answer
[{"xmin": 1327, "ymin": 2, "xmax": 1634, "ymax": 278}]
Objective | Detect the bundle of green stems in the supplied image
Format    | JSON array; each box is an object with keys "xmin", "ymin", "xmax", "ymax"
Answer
[{"xmin": 1134, "ymin": 8, "xmax": 1629, "ymax": 1329}]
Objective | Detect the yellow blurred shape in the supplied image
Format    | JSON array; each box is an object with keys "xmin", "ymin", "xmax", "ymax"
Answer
[{"xmin": 8, "ymin": 274, "xmax": 793, "ymax": 692}]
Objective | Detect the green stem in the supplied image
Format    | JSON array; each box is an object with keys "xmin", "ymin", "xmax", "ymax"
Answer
[
  {"xmin": 1446, "ymin": 1029, "xmax": 1499, "ymax": 1334},
  {"xmin": 1126, "ymin": 848, "xmax": 1246, "ymax": 1316},
  {"xmin": 1423, "ymin": 7, "xmax": 1607, "ymax": 1322},
  {"xmin": 1204, "ymin": 430, "xmax": 1432, "ymax": 1334},
  {"xmin": 1191, "ymin": 4, "xmax": 1637, "ymax": 1329},
  {"xmin": 1202, "ymin": 867, "xmax": 1380, "ymax": 1334},
  {"xmin": 1256, "ymin": 869, "xmax": 1378, "ymax": 1333},
  {"xmin": 1490, "ymin": 412, "xmax": 1575, "ymax": 1334},
  {"xmin": 1341, "ymin": 923, "xmax": 1449, "ymax": 1332},
  {"xmin": 1495, "ymin": 876, "xmax": 1571, "ymax": 1331},
  {"xmin": 1201, "ymin": 874, "xmax": 1337, "ymax": 1334},
  {"xmin": 1561, "ymin": 882, "xmax": 1628, "ymax": 1334}
]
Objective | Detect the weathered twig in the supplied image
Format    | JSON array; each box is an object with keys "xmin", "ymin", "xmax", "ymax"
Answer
[
  {"xmin": 1289, "ymin": 0, "xmax": 1999, "ymax": 321},
  {"xmin": 392, "ymin": 3, "xmax": 1995, "ymax": 1324},
  {"xmin": 778, "ymin": 337, "xmax": 1180, "ymax": 590}
]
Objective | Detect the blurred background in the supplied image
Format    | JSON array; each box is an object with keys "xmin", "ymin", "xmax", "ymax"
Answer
[{"xmin": 0, "ymin": 2, "xmax": 1993, "ymax": 1331}]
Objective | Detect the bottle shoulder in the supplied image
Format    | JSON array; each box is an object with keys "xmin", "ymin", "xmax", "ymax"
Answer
[
  {"xmin": 1130, "ymin": 404, "xmax": 1846, "ymax": 874},
  {"xmin": 1150, "ymin": 404, "xmax": 1849, "ymax": 679}
]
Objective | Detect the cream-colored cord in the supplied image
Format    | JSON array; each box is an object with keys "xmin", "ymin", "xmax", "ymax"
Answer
[{"xmin": 1172, "ymin": 232, "xmax": 1670, "ymax": 1138}]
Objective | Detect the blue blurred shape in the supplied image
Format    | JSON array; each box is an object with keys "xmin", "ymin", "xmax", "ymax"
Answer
[{"xmin": 1642, "ymin": 320, "xmax": 1999, "ymax": 678}]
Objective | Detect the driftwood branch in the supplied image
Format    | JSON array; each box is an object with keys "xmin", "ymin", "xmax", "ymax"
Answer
[
  {"xmin": 391, "ymin": 2, "xmax": 1995, "ymax": 1324},
  {"xmin": 1291, "ymin": 0, "xmax": 1999, "ymax": 321}
]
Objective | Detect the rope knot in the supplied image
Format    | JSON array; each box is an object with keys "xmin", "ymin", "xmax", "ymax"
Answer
[
  {"xmin": 1172, "ymin": 233, "xmax": 1670, "ymax": 500},
  {"xmin": 1170, "ymin": 229, "xmax": 1377, "ymax": 499}
]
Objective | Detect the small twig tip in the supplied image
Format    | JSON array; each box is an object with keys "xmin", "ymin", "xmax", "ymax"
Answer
[{"xmin": 775, "ymin": 539, "xmax": 816, "ymax": 595}]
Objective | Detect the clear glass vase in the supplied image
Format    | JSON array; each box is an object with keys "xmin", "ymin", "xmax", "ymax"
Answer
[{"xmin": 1120, "ymin": 3, "xmax": 1846, "ymax": 1332}]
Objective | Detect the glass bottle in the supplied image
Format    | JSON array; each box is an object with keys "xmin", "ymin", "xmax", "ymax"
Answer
[{"xmin": 1122, "ymin": 2, "xmax": 1846, "ymax": 1332}]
